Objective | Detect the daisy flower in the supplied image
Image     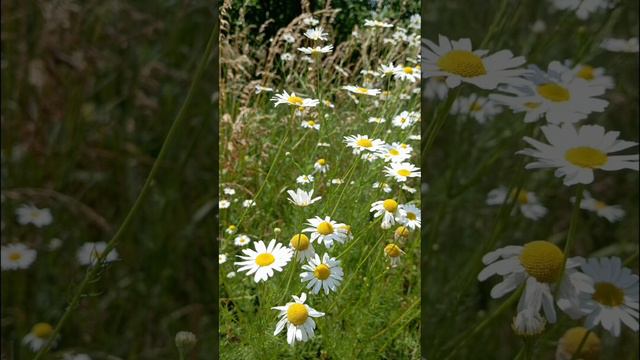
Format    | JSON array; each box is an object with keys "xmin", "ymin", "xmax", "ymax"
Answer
[
  {"xmin": 379, "ymin": 63, "xmax": 400, "ymax": 77},
  {"xmin": 478, "ymin": 241, "xmax": 592, "ymax": 323},
  {"xmin": 368, "ymin": 117, "xmax": 386, "ymax": 124},
  {"xmin": 560, "ymin": 61, "xmax": 615, "ymax": 89},
  {"xmin": 1, "ymin": 243, "xmax": 37, "ymax": 270},
  {"xmin": 281, "ymin": 53, "xmax": 295, "ymax": 62},
  {"xmin": 511, "ymin": 309, "xmax": 546, "ymax": 337},
  {"xmin": 392, "ymin": 111, "xmax": 419, "ymax": 129},
  {"xmin": 23, "ymin": 322, "xmax": 57, "ymax": 351},
  {"xmin": 486, "ymin": 187, "xmax": 548, "ymax": 221},
  {"xmin": 373, "ymin": 181, "xmax": 393, "ymax": 193},
  {"xmin": 364, "ymin": 19, "xmax": 393, "ymax": 28},
  {"xmin": 255, "ymin": 85, "xmax": 274, "ymax": 94},
  {"xmin": 330, "ymin": 178, "xmax": 344, "ymax": 185},
  {"xmin": 393, "ymin": 65, "xmax": 420, "ymax": 82},
  {"xmin": 298, "ymin": 45, "xmax": 333, "ymax": 55},
  {"xmin": 16, "ymin": 204, "xmax": 53, "ymax": 227},
  {"xmin": 376, "ymin": 143, "xmax": 411, "ymax": 163},
  {"xmin": 242, "ymin": 199, "xmax": 256, "ymax": 208},
  {"xmin": 234, "ymin": 234, "xmax": 251, "ymax": 246},
  {"xmin": 304, "ymin": 27, "xmax": 328, "ymax": 41},
  {"xmin": 296, "ymin": 174, "xmax": 314, "ymax": 184},
  {"xmin": 223, "ymin": 187, "xmax": 236, "ymax": 196},
  {"xmin": 600, "ymin": 37, "xmax": 639, "ymax": 53},
  {"xmin": 409, "ymin": 13, "xmax": 420, "ymax": 29},
  {"xmin": 384, "ymin": 162, "xmax": 420, "ymax": 182},
  {"xmin": 314, "ymin": 158, "xmax": 329, "ymax": 173},
  {"xmin": 402, "ymin": 185, "xmax": 417, "ymax": 193},
  {"xmin": 574, "ymin": 191, "xmax": 625, "ymax": 222},
  {"xmin": 397, "ymin": 203, "xmax": 421, "ymax": 229},
  {"xmin": 219, "ymin": 200, "xmax": 231, "ymax": 209},
  {"xmin": 219, "ymin": 254, "xmax": 227, "ymax": 264},
  {"xmin": 271, "ymin": 91, "xmax": 319, "ymax": 107},
  {"xmin": 425, "ymin": 77, "xmax": 449, "ymax": 100},
  {"xmin": 555, "ymin": 326, "xmax": 601, "ymax": 360},
  {"xmin": 342, "ymin": 85, "xmax": 381, "ymax": 96},
  {"xmin": 394, "ymin": 226, "xmax": 411, "ymax": 241},
  {"xmin": 301, "ymin": 119, "xmax": 320, "ymax": 130},
  {"xmin": 343, "ymin": 134, "xmax": 384, "ymax": 154},
  {"xmin": 300, "ymin": 253, "xmax": 344, "ymax": 294},
  {"xmin": 235, "ymin": 239, "xmax": 293, "ymax": 282},
  {"xmin": 575, "ymin": 257, "xmax": 639, "ymax": 336},
  {"xmin": 287, "ymin": 188, "xmax": 321, "ymax": 207},
  {"xmin": 225, "ymin": 224, "xmax": 238, "ymax": 235},
  {"xmin": 451, "ymin": 94, "xmax": 503, "ymax": 124},
  {"xmin": 289, "ymin": 233, "xmax": 315, "ymax": 261},
  {"xmin": 517, "ymin": 124, "xmax": 639, "ymax": 186},
  {"xmin": 384, "ymin": 243, "xmax": 405, "ymax": 267},
  {"xmin": 227, "ymin": 271, "xmax": 236, "ymax": 278},
  {"xmin": 272, "ymin": 292, "xmax": 325, "ymax": 346},
  {"xmin": 302, "ymin": 17, "xmax": 319, "ymax": 26},
  {"xmin": 76, "ymin": 242, "xmax": 119, "ymax": 266},
  {"xmin": 370, "ymin": 199, "xmax": 406, "ymax": 229},
  {"xmin": 302, "ymin": 216, "xmax": 348, "ymax": 248},
  {"xmin": 423, "ymin": 35, "xmax": 528, "ymax": 89}
]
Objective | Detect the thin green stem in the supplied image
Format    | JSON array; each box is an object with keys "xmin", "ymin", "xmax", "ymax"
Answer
[{"xmin": 569, "ymin": 329, "xmax": 592, "ymax": 360}]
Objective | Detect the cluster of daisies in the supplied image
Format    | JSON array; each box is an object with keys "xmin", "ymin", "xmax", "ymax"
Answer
[
  {"xmin": 424, "ymin": 20, "xmax": 638, "ymax": 345},
  {"xmin": 219, "ymin": 14, "xmax": 421, "ymax": 346}
]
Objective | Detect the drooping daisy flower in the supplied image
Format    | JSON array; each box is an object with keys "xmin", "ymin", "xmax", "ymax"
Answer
[
  {"xmin": 219, "ymin": 200, "xmax": 230, "ymax": 209},
  {"xmin": 423, "ymin": 35, "xmax": 528, "ymax": 89},
  {"xmin": 298, "ymin": 45, "xmax": 333, "ymax": 55},
  {"xmin": 555, "ymin": 326, "xmax": 601, "ymax": 360},
  {"xmin": 219, "ymin": 254, "xmax": 227, "ymax": 264},
  {"xmin": 573, "ymin": 191, "xmax": 625, "ymax": 222},
  {"xmin": 287, "ymin": 188, "xmax": 321, "ymax": 207},
  {"xmin": 478, "ymin": 241, "xmax": 592, "ymax": 323},
  {"xmin": 486, "ymin": 187, "xmax": 548, "ymax": 221},
  {"xmin": 364, "ymin": 19, "xmax": 393, "ymax": 28},
  {"xmin": 23, "ymin": 322, "xmax": 57, "ymax": 351},
  {"xmin": 271, "ymin": 91, "xmax": 319, "ymax": 107},
  {"xmin": 16, "ymin": 204, "xmax": 53, "ymax": 227},
  {"xmin": 314, "ymin": 158, "xmax": 329, "ymax": 173},
  {"xmin": 397, "ymin": 203, "xmax": 421, "ymax": 230},
  {"xmin": 296, "ymin": 174, "xmax": 315, "ymax": 184},
  {"xmin": 424, "ymin": 77, "xmax": 449, "ymax": 100},
  {"xmin": 343, "ymin": 134, "xmax": 384, "ymax": 154},
  {"xmin": 575, "ymin": 257, "xmax": 639, "ymax": 336},
  {"xmin": 301, "ymin": 119, "xmax": 320, "ymax": 130},
  {"xmin": 304, "ymin": 27, "xmax": 328, "ymax": 41},
  {"xmin": 392, "ymin": 111, "xmax": 419, "ymax": 129},
  {"xmin": 300, "ymin": 253, "xmax": 343, "ymax": 294},
  {"xmin": 517, "ymin": 124, "xmax": 639, "ymax": 186},
  {"xmin": 289, "ymin": 233, "xmax": 315, "ymax": 261},
  {"xmin": 255, "ymin": 85, "xmax": 274, "ymax": 94},
  {"xmin": 234, "ymin": 234, "xmax": 251, "ymax": 247},
  {"xmin": 511, "ymin": 309, "xmax": 546, "ymax": 337},
  {"xmin": 1, "ymin": 243, "xmax": 37, "ymax": 270},
  {"xmin": 600, "ymin": 37, "xmax": 639, "ymax": 53},
  {"xmin": 384, "ymin": 162, "xmax": 420, "ymax": 182},
  {"xmin": 272, "ymin": 293, "xmax": 325, "ymax": 346},
  {"xmin": 302, "ymin": 216, "xmax": 348, "ymax": 248},
  {"xmin": 235, "ymin": 239, "xmax": 293, "ymax": 282},
  {"xmin": 76, "ymin": 242, "xmax": 119, "ymax": 266},
  {"xmin": 342, "ymin": 85, "xmax": 381, "ymax": 96},
  {"xmin": 370, "ymin": 199, "xmax": 406, "ymax": 229},
  {"xmin": 550, "ymin": 0, "xmax": 613, "ymax": 20},
  {"xmin": 384, "ymin": 243, "xmax": 405, "ymax": 267},
  {"xmin": 393, "ymin": 65, "xmax": 420, "ymax": 82},
  {"xmin": 373, "ymin": 181, "xmax": 393, "ymax": 193},
  {"xmin": 394, "ymin": 226, "xmax": 411, "ymax": 241},
  {"xmin": 450, "ymin": 94, "xmax": 503, "ymax": 124}
]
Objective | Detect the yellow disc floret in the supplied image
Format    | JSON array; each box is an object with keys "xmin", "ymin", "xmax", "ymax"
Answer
[
  {"xmin": 357, "ymin": 138, "xmax": 373, "ymax": 148},
  {"xmin": 314, "ymin": 264, "xmax": 331, "ymax": 280},
  {"xmin": 592, "ymin": 282, "xmax": 625, "ymax": 307},
  {"xmin": 32, "ymin": 323, "xmax": 54, "ymax": 338},
  {"xmin": 384, "ymin": 243, "xmax": 402, "ymax": 258},
  {"xmin": 519, "ymin": 241, "xmax": 564, "ymax": 283},
  {"xmin": 565, "ymin": 147, "xmax": 608, "ymax": 169},
  {"xmin": 397, "ymin": 169, "xmax": 411, "ymax": 177},
  {"xmin": 317, "ymin": 158, "xmax": 326, "ymax": 165},
  {"xmin": 395, "ymin": 226, "xmax": 410, "ymax": 238},
  {"xmin": 255, "ymin": 253, "xmax": 275, "ymax": 267},
  {"xmin": 437, "ymin": 50, "xmax": 487, "ymax": 77},
  {"xmin": 317, "ymin": 221, "xmax": 334, "ymax": 235},
  {"xmin": 383, "ymin": 199, "xmax": 398, "ymax": 213},
  {"xmin": 537, "ymin": 83, "xmax": 571, "ymax": 102},
  {"xmin": 288, "ymin": 96, "xmax": 304, "ymax": 105},
  {"xmin": 287, "ymin": 303, "xmax": 309, "ymax": 326},
  {"xmin": 403, "ymin": 67, "xmax": 414, "ymax": 74},
  {"xmin": 9, "ymin": 252, "xmax": 22, "ymax": 261},
  {"xmin": 576, "ymin": 66, "xmax": 595, "ymax": 81},
  {"xmin": 290, "ymin": 234, "xmax": 310, "ymax": 251}
]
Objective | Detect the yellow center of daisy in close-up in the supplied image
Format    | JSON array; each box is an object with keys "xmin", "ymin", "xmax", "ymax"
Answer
[
  {"xmin": 290, "ymin": 234, "xmax": 310, "ymax": 251},
  {"xmin": 576, "ymin": 65, "xmax": 595, "ymax": 81},
  {"xmin": 559, "ymin": 327, "xmax": 601, "ymax": 360},
  {"xmin": 9, "ymin": 252, "xmax": 22, "ymax": 261},
  {"xmin": 357, "ymin": 138, "xmax": 373, "ymax": 148},
  {"xmin": 406, "ymin": 212, "xmax": 417, "ymax": 220},
  {"xmin": 317, "ymin": 158, "xmax": 326, "ymax": 165},
  {"xmin": 317, "ymin": 221, "xmax": 334, "ymax": 235},
  {"xmin": 383, "ymin": 199, "xmax": 398, "ymax": 212},
  {"xmin": 389, "ymin": 149, "xmax": 400, "ymax": 156},
  {"xmin": 384, "ymin": 243, "xmax": 402, "ymax": 257},
  {"xmin": 537, "ymin": 83, "xmax": 571, "ymax": 102},
  {"xmin": 339, "ymin": 225, "xmax": 351, "ymax": 234},
  {"xmin": 288, "ymin": 96, "xmax": 304, "ymax": 105},
  {"xmin": 314, "ymin": 264, "xmax": 331, "ymax": 280},
  {"xmin": 227, "ymin": 225, "xmax": 237, "ymax": 231},
  {"xmin": 595, "ymin": 201, "xmax": 607, "ymax": 210},
  {"xmin": 32, "ymin": 323, "xmax": 53, "ymax": 338},
  {"xmin": 403, "ymin": 67, "xmax": 414, "ymax": 74},
  {"xmin": 307, "ymin": 120, "xmax": 316, "ymax": 127},
  {"xmin": 397, "ymin": 169, "xmax": 411, "ymax": 177},
  {"xmin": 519, "ymin": 241, "xmax": 565, "ymax": 283},
  {"xmin": 510, "ymin": 189, "xmax": 529, "ymax": 204},
  {"xmin": 592, "ymin": 282, "xmax": 624, "ymax": 307},
  {"xmin": 356, "ymin": 87, "xmax": 369, "ymax": 94},
  {"xmin": 437, "ymin": 50, "xmax": 487, "ymax": 77},
  {"xmin": 255, "ymin": 253, "xmax": 275, "ymax": 266},
  {"xmin": 287, "ymin": 303, "xmax": 309, "ymax": 326},
  {"xmin": 395, "ymin": 226, "xmax": 410, "ymax": 238},
  {"xmin": 564, "ymin": 147, "xmax": 608, "ymax": 168}
]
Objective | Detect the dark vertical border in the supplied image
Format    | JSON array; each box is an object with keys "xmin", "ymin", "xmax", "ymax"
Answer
[{"xmin": 420, "ymin": 0, "xmax": 428, "ymax": 358}]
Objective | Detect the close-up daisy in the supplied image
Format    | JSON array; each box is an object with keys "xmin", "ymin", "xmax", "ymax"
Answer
[
  {"xmin": 23, "ymin": 322, "xmax": 57, "ymax": 351},
  {"xmin": 76, "ymin": 242, "xmax": 119, "ymax": 266},
  {"xmin": 370, "ymin": 198, "xmax": 406, "ymax": 229},
  {"xmin": 301, "ymin": 119, "xmax": 320, "ymax": 130},
  {"xmin": 343, "ymin": 134, "xmax": 384, "ymax": 154},
  {"xmin": 1, "ymin": 243, "xmax": 37, "ymax": 270},
  {"xmin": 313, "ymin": 158, "xmax": 329, "ymax": 173},
  {"xmin": 300, "ymin": 253, "xmax": 344, "ymax": 294},
  {"xmin": 397, "ymin": 203, "xmax": 421, "ymax": 229},
  {"xmin": 574, "ymin": 191, "xmax": 625, "ymax": 222},
  {"xmin": 392, "ymin": 111, "xmax": 419, "ymax": 129},
  {"xmin": 376, "ymin": 143, "xmax": 411, "ymax": 163},
  {"xmin": 272, "ymin": 292, "xmax": 325, "ymax": 346},
  {"xmin": 234, "ymin": 239, "xmax": 293, "ymax": 282},
  {"xmin": 289, "ymin": 233, "xmax": 316, "ymax": 261},
  {"xmin": 15, "ymin": 204, "xmax": 53, "ymax": 227},
  {"xmin": 234, "ymin": 234, "xmax": 251, "ymax": 246},
  {"xmin": 287, "ymin": 188, "xmax": 321, "ymax": 207},
  {"xmin": 379, "ymin": 62, "xmax": 400, "ymax": 77},
  {"xmin": 393, "ymin": 65, "xmax": 420, "ymax": 82},
  {"xmin": 384, "ymin": 243, "xmax": 405, "ymax": 267},
  {"xmin": 302, "ymin": 216, "xmax": 348, "ymax": 248},
  {"xmin": 384, "ymin": 162, "xmax": 420, "ymax": 182},
  {"xmin": 486, "ymin": 187, "xmax": 548, "ymax": 221},
  {"xmin": 342, "ymin": 85, "xmax": 381, "ymax": 96},
  {"xmin": 518, "ymin": 123, "xmax": 639, "ymax": 186},
  {"xmin": 271, "ymin": 91, "xmax": 319, "ymax": 107},
  {"xmin": 304, "ymin": 27, "xmax": 329, "ymax": 41}
]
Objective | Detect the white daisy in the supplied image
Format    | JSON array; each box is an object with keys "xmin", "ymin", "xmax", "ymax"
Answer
[
  {"xmin": 314, "ymin": 158, "xmax": 329, "ymax": 173},
  {"xmin": 76, "ymin": 242, "xmax": 119, "ymax": 266},
  {"xmin": 272, "ymin": 293, "xmax": 325, "ymax": 346},
  {"xmin": 242, "ymin": 199, "xmax": 256, "ymax": 208},
  {"xmin": 289, "ymin": 233, "xmax": 315, "ymax": 261},
  {"xmin": 518, "ymin": 123, "xmax": 639, "ymax": 186},
  {"xmin": 296, "ymin": 174, "xmax": 314, "ymax": 184},
  {"xmin": 225, "ymin": 224, "xmax": 238, "ymax": 235},
  {"xmin": 370, "ymin": 199, "xmax": 406, "ymax": 229},
  {"xmin": 226, "ymin": 271, "xmax": 236, "ymax": 278},
  {"xmin": 379, "ymin": 63, "xmax": 400, "ymax": 77},
  {"xmin": 451, "ymin": 94, "xmax": 503, "ymax": 124},
  {"xmin": 1, "ymin": 243, "xmax": 37, "ymax": 270},
  {"xmin": 287, "ymin": 188, "xmax": 321, "ymax": 207},
  {"xmin": 235, "ymin": 239, "xmax": 293, "ymax": 282},
  {"xmin": 397, "ymin": 203, "xmax": 421, "ymax": 229},
  {"xmin": 423, "ymin": 35, "xmax": 528, "ymax": 89},
  {"xmin": 219, "ymin": 200, "xmax": 231, "ymax": 209},
  {"xmin": 393, "ymin": 65, "xmax": 420, "ymax": 82},
  {"xmin": 573, "ymin": 191, "xmax": 625, "ymax": 222},
  {"xmin": 223, "ymin": 187, "xmax": 236, "ymax": 196},
  {"xmin": 486, "ymin": 187, "xmax": 548, "ymax": 220},
  {"xmin": 560, "ymin": 60, "xmax": 615, "ymax": 90},
  {"xmin": 271, "ymin": 91, "xmax": 319, "ymax": 107},
  {"xmin": 343, "ymin": 134, "xmax": 384, "ymax": 154},
  {"xmin": 342, "ymin": 85, "xmax": 381, "ymax": 96},
  {"xmin": 409, "ymin": 14, "xmax": 420, "ymax": 29},
  {"xmin": 373, "ymin": 181, "xmax": 393, "ymax": 193},
  {"xmin": 298, "ymin": 45, "xmax": 333, "ymax": 55},
  {"xmin": 234, "ymin": 234, "xmax": 251, "ymax": 247},
  {"xmin": 302, "ymin": 17, "xmax": 319, "ymax": 26},
  {"xmin": 376, "ymin": 143, "xmax": 411, "ymax": 163},
  {"xmin": 300, "ymin": 253, "xmax": 343, "ymax": 294},
  {"xmin": 424, "ymin": 77, "xmax": 449, "ymax": 100},
  {"xmin": 384, "ymin": 162, "xmax": 420, "ymax": 182},
  {"xmin": 301, "ymin": 119, "xmax": 320, "ymax": 130},
  {"xmin": 304, "ymin": 27, "xmax": 328, "ymax": 41},
  {"xmin": 16, "ymin": 204, "xmax": 53, "ymax": 227},
  {"xmin": 302, "ymin": 216, "xmax": 348, "ymax": 248},
  {"xmin": 392, "ymin": 111, "xmax": 419, "ymax": 129},
  {"xmin": 368, "ymin": 117, "xmax": 386, "ymax": 124},
  {"xmin": 384, "ymin": 243, "xmax": 405, "ymax": 267},
  {"xmin": 600, "ymin": 37, "xmax": 639, "ymax": 53},
  {"xmin": 511, "ymin": 309, "xmax": 546, "ymax": 337},
  {"xmin": 23, "ymin": 322, "xmax": 58, "ymax": 351},
  {"xmin": 364, "ymin": 19, "xmax": 393, "ymax": 28},
  {"xmin": 330, "ymin": 178, "xmax": 344, "ymax": 185},
  {"xmin": 219, "ymin": 254, "xmax": 227, "ymax": 264}
]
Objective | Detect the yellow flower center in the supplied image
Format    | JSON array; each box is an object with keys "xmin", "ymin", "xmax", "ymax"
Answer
[
  {"xmin": 314, "ymin": 264, "xmax": 331, "ymax": 280},
  {"xmin": 387, "ymin": 149, "xmax": 400, "ymax": 156},
  {"xmin": 470, "ymin": 102, "xmax": 482, "ymax": 112},
  {"xmin": 519, "ymin": 241, "xmax": 564, "ymax": 283},
  {"xmin": 383, "ymin": 199, "xmax": 398, "ymax": 212},
  {"xmin": 384, "ymin": 243, "xmax": 402, "ymax": 257},
  {"xmin": 356, "ymin": 138, "xmax": 373, "ymax": 148},
  {"xmin": 317, "ymin": 158, "xmax": 326, "ymax": 165},
  {"xmin": 537, "ymin": 83, "xmax": 570, "ymax": 102},
  {"xmin": 510, "ymin": 189, "xmax": 529, "ymax": 204},
  {"xmin": 9, "ymin": 252, "xmax": 22, "ymax": 261},
  {"xmin": 524, "ymin": 101, "xmax": 541, "ymax": 109},
  {"xmin": 290, "ymin": 234, "xmax": 310, "ymax": 251},
  {"xmin": 228, "ymin": 225, "xmax": 237, "ymax": 231},
  {"xmin": 307, "ymin": 120, "xmax": 316, "ymax": 126},
  {"xmin": 400, "ymin": 143, "xmax": 408, "ymax": 149},
  {"xmin": 592, "ymin": 282, "xmax": 625, "ymax": 307},
  {"xmin": 436, "ymin": 50, "xmax": 487, "ymax": 77},
  {"xmin": 288, "ymin": 96, "xmax": 304, "ymax": 105},
  {"xmin": 255, "ymin": 253, "xmax": 275, "ymax": 267},
  {"xmin": 406, "ymin": 212, "xmax": 417, "ymax": 220},
  {"xmin": 403, "ymin": 67, "xmax": 414, "ymax": 74},
  {"xmin": 560, "ymin": 327, "xmax": 601, "ymax": 360},
  {"xmin": 397, "ymin": 169, "xmax": 411, "ymax": 177},
  {"xmin": 594, "ymin": 201, "xmax": 607, "ymax": 210},
  {"xmin": 395, "ymin": 226, "xmax": 410, "ymax": 238},
  {"xmin": 317, "ymin": 221, "xmax": 334, "ymax": 235},
  {"xmin": 339, "ymin": 224, "xmax": 351, "ymax": 234},
  {"xmin": 565, "ymin": 147, "xmax": 608, "ymax": 168},
  {"xmin": 287, "ymin": 303, "xmax": 309, "ymax": 326},
  {"xmin": 356, "ymin": 87, "xmax": 369, "ymax": 94},
  {"xmin": 576, "ymin": 66, "xmax": 595, "ymax": 81},
  {"xmin": 32, "ymin": 323, "xmax": 53, "ymax": 338}
]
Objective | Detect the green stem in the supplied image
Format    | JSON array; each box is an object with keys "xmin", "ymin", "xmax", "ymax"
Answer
[
  {"xmin": 557, "ymin": 184, "xmax": 584, "ymax": 296},
  {"xmin": 33, "ymin": 25, "xmax": 216, "ymax": 360}
]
